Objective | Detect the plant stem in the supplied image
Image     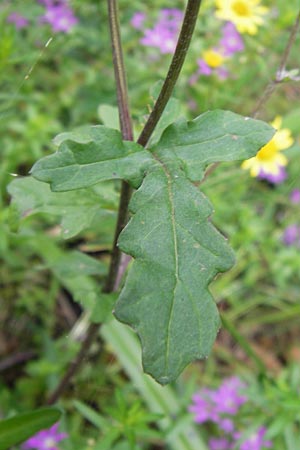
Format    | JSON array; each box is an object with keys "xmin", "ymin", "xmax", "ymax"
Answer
[
  {"xmin": 138, "ymin": 0, "xmax": 202, "ymax": 147},
  {"xmin": 47, "ymin": 0, "xmax": 133, "ymax": 404},
  {"xmin": 252, "ymin": 9, "xmax": 300, "ymax": 118},
  {"xmin": 46, "ymin": 0, "xmax": 203, "ymax": 404}
]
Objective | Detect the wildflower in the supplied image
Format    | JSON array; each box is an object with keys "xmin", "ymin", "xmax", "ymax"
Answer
[
  {"xmin": 140, "ymin": 9, "xmax": 183, "ymax": 54},
  {"xmin": 40, "ymin": 2, "xmax": 78, "ymax": 33},
  {"xmin": 213, "ymin": 376, "xmax": 247, "ymax": 415},
  {"xmin": 23, "ymin": 424, "xmax": 67, "ymax": 450},
  {"xmin": 209, "ymin": 437, "xmax": 232, "ymax": 450},
  {"xmin": 257, "ymin": 166, "xmax": 287, "ymax": 184},
  {"xmin": 290, "ymin": 189, "xmax": 300, "ymax": 204},
  {"xmin": 189, "ymin": 376, "xmax": 247, "ymax": 429},
  {"xmin": 241, "ymin": 116, "xmax": 293, "ymax": 184},
  {"xmin": 282, "ymin": 224, "xmax": 300, "ymax": 246},
  {"xmin": 7, "ymin": 12, "xmax": 29, "ymax": 29},
  {"xmin": 197, "ymin": 48, "xmax": 229, "ymax": 79},
  {"xmin": 215, "ymin": 0, "xmax": 268, "ymax": 35},
  {"xmin": 130, "ymin": 12, "xmax": 146, "ymax": 30},
  {"xmin": 220, "ymin": 22, "xmax": 244, "ymax": 56},
  {"xmin": 237, "ymin": 426, "xmax": 272, "ymax": 450},
  {"xmin": 189, "ymin": 388, "xmax": 220, "ymax": 424}
]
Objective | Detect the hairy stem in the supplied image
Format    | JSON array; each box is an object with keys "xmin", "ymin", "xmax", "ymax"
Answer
[
  {"xmin": 252, "ymin": 9, "xmax": 300, "ymax": 118},
  {"xmin": 138, "ymin": 0, "xmax": 202, "ymax": 147},
  {"xmin": 46, "ymin": 0, "xmax": 203, "ymax": 404}
]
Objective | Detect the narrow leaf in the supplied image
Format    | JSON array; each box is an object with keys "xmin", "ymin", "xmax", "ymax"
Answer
[
  {"xmin": 0, "ymin": 407, "xmax": 61, "ymax": 450},
  {"xmin": 31, "ymin": 126, "xmax": 153, "ymax": 191}
]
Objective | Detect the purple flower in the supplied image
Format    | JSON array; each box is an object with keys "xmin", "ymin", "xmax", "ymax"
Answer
[
  {"xmin": 209, "ymin": 437, "xmax": 233, "ymax": 450},
  {"xmin": 140, "ymin": 8, "xmax": 183, "ymax": 54},
  {"xmin": 212, "ymin": 376, "xmax": 248, "ymax": 416},
  {"xmin": 220, "ymin": 22, "xmax": 244, "ymax": 56},
  {"xmin": 40, "ymin": 3, "xmax": 78, "ymax": 33},
  {"xmin": 189, "ymin": 376, "xmax": 247, "ymax": 431},
  {"xmin": 141, "ymin": 26, "xmax": 177, "ymax": 54},
  {"xmin": 189, "ymin": 388, "xmax": 220, "ymax": 424},
  {"xmin": 131, "ymin": 12, "xmax": 146, "ymax": 30},
  {"xmin": 7, "ymin": 12, "xmax": 29, "ymax": 29},
  {"xmin": 290, "ymin": 189, "xmax": 300, "ymax": 204},
  {"xmin": 237, "ymin": 427, "xmax": 272, "ymax": 450},
  {"xmin": 282, "ymin": 224, "xmax": 300, "ymax": 246},
  {"xmin": 258, "ymin": 165, "xmax": 287, "ymax": 184},
  {"xmin": 23, "ymin": 424, "xmax": 67, "ymax": 450}
]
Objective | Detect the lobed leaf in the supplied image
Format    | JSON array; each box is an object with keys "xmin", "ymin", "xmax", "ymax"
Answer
[
  {"xmin": 8, "ymin": 176, "xmax": 118, "ymax": 239},
  {"xmin": 114, "ymin": 164, "xmax": 235, "ymax": 383},
  {"xmin": 153, "ymin": 109, "xmax": 275, "ymax": 181},
  {"xmin": 28, "ymin": 109, "xmax": 275, "ymax": 383},
  {"xmin": 114, "ymin": 110, "xmax": 275, "ymax": 383},
  {"xmin": 31, "ymin": 125, "xmax": 153, "ymax": 191}
]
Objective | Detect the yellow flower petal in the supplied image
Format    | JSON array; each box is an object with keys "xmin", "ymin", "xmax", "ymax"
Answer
[
  {"xmin": 215, "ymin": 0, "xmax": 268, "ymax": 35},
  {"xmin": 273, "ymin": 129, "xmax": 294, "ymax": 150}
]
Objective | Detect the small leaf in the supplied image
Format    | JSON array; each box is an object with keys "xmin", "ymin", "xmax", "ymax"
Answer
[
  {"xmin": 114, "ymin": 110, "xmax": 275, "ymax": 383},
  {"xmin": 31, "ymin": 126, "xmax": 153, "ymax": 191},
  {"xmin": 0, "ymin": 407, "xmax": 61, "ymax": 450}
]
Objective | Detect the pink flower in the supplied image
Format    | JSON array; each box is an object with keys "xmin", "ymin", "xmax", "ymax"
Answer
[
  {"xmin": 209, "ymin": 437, "xmax": 233, "ymax": 450},
  {"xmin": 39, "ymin": 2, "xmax": 78, "ymax": 33},
  {"xmin": 23, "ymin": 424, "xmax": 67, "ymax": 450},
  {"xmin": 282, "ymin": 224, "xmax": 300, "ymax": 246},
  {"xmin": 131, "ymin": 12, "xmax": 146, "ymax": 30},
  {"xmin": 139, "ymin": 8, "xmax": 183, "ymax": 54},
  {"xmin": 220, "ymin": 22, "xmax": 244, "ymax": 56},
  {"xmin": 7, "ymin": 12, "xmax": 29, "ymax": 29},
  {"xmin": 237, "ymin": 427, "xmax": 272, "ymax": 450},
  {"xmin": 289, "ymin": 189, "xmax": 300, "ymax": 204}
]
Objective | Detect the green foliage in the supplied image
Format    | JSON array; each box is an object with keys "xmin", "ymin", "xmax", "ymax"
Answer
[
  {"xmin": 29, "ymin": 110, "xmax": 274, "ymax": 383},
  {"xmin": 74, "ymin": 391, "xmax": 162, "ymax": 450},
  {"xmin": 30, "ymin": 126, "xmax": 152, "ymax": 190},
  {"xmin": 8, "ymin": 176, "xmax": 118, "ymax": 239},
  {"xmin": 0, "ymin": 407, "xmax": 61, "ymax": 450}
]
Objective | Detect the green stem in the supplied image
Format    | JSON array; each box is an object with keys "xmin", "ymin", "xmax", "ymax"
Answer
[
  {"xmin": 46, "ymin": 0, "xmax": 203, "ymax": 404},
  {"xmin": 47, "ymin": 0, "xmax": 134, "ymax": 404},
  {"xmin": 138, "ymin": 0, "xmax": 202, "ymax": 147}
]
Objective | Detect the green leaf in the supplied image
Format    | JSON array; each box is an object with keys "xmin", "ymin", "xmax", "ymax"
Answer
[
  {"xmin": 8, "ymin": 176, "xmax": 118, "ymax": 239},
  {"xmin": 152, "ymin": 109, "xmax": 275, "ymax": 182},
  {"xmin": 31, "ymin": 125, "xmax": 153, "ymax": 191},
  {"xmin": 98, "ymin": 104, "xmax": 120, "ymax": 130},
  {"xmin": 114, "ymin": 166, "xmax": 233, "ymax": 383},
  {"xmin": 0, "ymin": 407, "xmax": 61, "ymax": 450},
  {"xmin": 114, "ymin": 110, "xmax": 275, "ymax": 384}
]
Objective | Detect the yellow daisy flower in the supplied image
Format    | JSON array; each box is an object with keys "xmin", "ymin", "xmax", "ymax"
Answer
[
  {"xmin": 241, "ymin": 116, "xmax": 294, "ymax": 177},
  {"xmin": 202, "ymin": 49, "xmax": 225, "ymax": 68},
  {"xmin": 215, "ymin": 0, "xmax": 268, "ymax": 35}
]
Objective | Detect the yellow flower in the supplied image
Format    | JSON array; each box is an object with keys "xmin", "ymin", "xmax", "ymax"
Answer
[
  {"xmin": 215, "ymin": 0, "xmax": 268, "ymax": 35},
  {"xmin": 241, "ymin": 117, "xmax": 294, "ymax": 177},
  {"xmin": 202, "ymin": 49, "xmax": 225, "ymax": 68}
]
